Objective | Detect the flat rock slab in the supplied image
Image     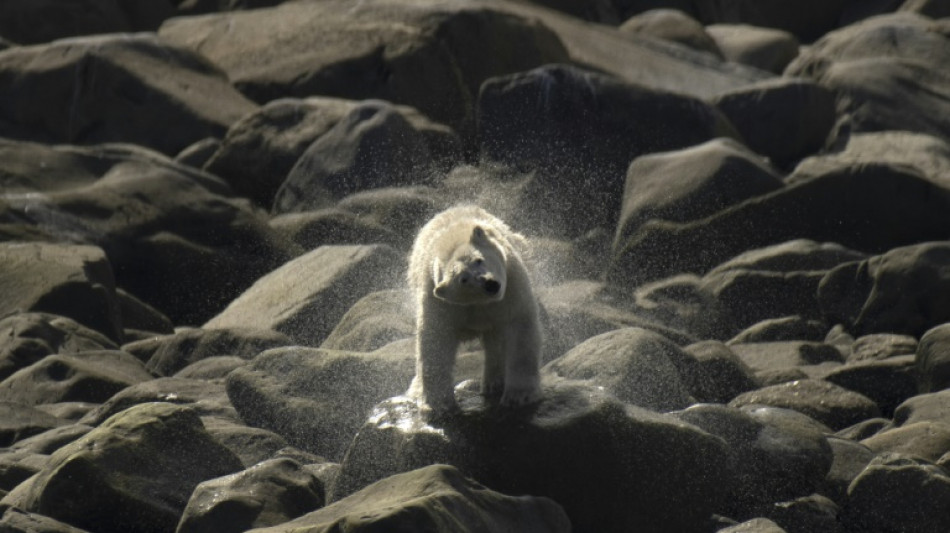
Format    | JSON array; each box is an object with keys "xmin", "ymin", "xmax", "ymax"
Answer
[
  {"xmin": 729, "ymin": 378, "xmax": 880, "ymax": 431},
  {"xmin": 205, "ymin": 244, "xmax": 402, "ymax": 346}
]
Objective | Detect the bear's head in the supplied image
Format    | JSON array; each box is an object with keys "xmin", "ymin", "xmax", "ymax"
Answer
[{"xmin": 433, "ymin": 225, "xmax": 507, "ymax": 305}]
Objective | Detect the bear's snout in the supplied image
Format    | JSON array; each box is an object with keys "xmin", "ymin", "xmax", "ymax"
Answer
[{"xmin": 484, "ymin": 279, "xmax": 501, "ymax": 295}]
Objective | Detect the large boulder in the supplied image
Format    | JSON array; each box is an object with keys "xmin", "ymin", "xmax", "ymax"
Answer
[
  {"xmin": 225, "ymin": 346, "xmax": 414, "ymax": 459},
  {"xmin": 818, "ymin": 242, "xmax": 950, "ymax": 337},
  {"xmin": 159, "ymin": 0, "xmax": 569, "ymax": 138},
  {"xmin": 706, "ymin": 24, "xmax": 800, "ymax": 73},
  {"xmin": 0, "ymin": 313, "xmax": 117, "ymax": 382},
  {"xmin": 0, "ymin": 34, "xmax": 256, "ymax": 155},
  {"xmin": 249, "ymin": 464, "xmax": 570, "ymax": 533},
  {"xmin": 0, "ymin": 402, "xmax": 68, "ymax": 447},
  {"xmin": 693, "ymin": 0, "xmax": 849, "ymax": 42},
  {"xmin": 0, "ymin": 243, "xmax": 121, "ymax": 341},
  {"xmin": 619, "ymin": 9, "xmax": 722, "ymax": 57},
  {"xmin": 0, "ymin": 140, "xmax": 295, "ymax": 326},
  {"xmin": 615, "ymin": 138, "xmax": 783, "ymax": 244},
  {"xmin": 129, "ymin": 327, "xmax": 292, "ymax": 377},
  {"xmin": 728, "ymin": 379, "xmax": 881, "ymax": 431},
  {"xmin": 204, "ymin": 245, "xmax": 402, "ymax": 346},
  {"xmin": 478, "ymin": 63, "xmax": 739, "ymax": 237},
  {"xmin": 334, "ymin": 381, "xmax": 734, "ymax": 533},
  {"xmin": 609, "ymin": 163, "xmax": 950, "ymax": 288},
  {"xmin": 0, "ymin": 350, "xmax": 152, "ymax": 406},
  {"xmin": 915, "ymin": 324, "xmax": 950, "ymax": 393},
  {"xmin": 2, "ymin": 403, "xmax": 243, "ymax": 533},
  {"xmin": 786, "ymin": 13, "xmax": 950, "ymax": 141},
  {"xmin": 177, "ymin": 457, "xmax": 326, "ymax": 533}
]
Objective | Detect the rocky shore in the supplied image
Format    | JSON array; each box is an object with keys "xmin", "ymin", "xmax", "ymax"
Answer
[{"xmin": 1, "ymin": 1, "xmax": 950, "ymax": 532}]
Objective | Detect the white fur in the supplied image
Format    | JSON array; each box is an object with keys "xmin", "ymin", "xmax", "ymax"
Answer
[{"xmin": 407, "ymin": 205, "xmax": 541, "ymax": 414}]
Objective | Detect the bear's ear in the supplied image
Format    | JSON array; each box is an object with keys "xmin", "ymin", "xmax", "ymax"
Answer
[{"xmin": 471, "ymin": 225, "xmax": 486, "ymax": 242}]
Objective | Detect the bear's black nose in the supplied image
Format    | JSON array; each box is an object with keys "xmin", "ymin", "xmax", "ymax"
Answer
[{"xmin": 484, "ymin": 280, "xmax": 501, "ymax": 295}]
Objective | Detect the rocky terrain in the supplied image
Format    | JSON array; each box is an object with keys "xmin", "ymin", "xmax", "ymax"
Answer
[{"xmin": 1, "ymin": 0, "xmax": 950, "ymax": 532}]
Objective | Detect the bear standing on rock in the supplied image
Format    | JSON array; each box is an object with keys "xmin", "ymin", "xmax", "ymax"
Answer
[{"xmin": 407, "ymin": 205, "xmax": 542, "ymax": 416}]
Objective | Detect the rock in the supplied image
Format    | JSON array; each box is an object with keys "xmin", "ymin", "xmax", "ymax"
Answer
[
  {"xmin": 765, "ymin": 493, "xmax": 841, "ymax": 533},
  {"xmin": 822, "ymin": 437, "xmax": 874, "ymax": 505},
  {"xmin": 174, "ymin": 137, "xmax": 220, "ymax": 169},
  {"xmin": 273, "ymin": 101, "xmax": 458, "ymax": 213},
  {"xmin": 616, "ymin": 138, "xmax": 783, "ymax": 243},
  {"xmin": 708, "ymin": 239, "xmax": 868, "ymax": 275},
  {"xmin": 336, "ymin": 381, "xmax": 732, "ymax": 533},
  {"xmin": 115, "ymin": 288, "xmax": 173, "ymax": 336},
  {"xmin": 729, "ymin": 379, "xmax": 880, "ymax": 430},
  {"xmin": 729, "ymin": 342, "xmax": 844, "ymax": 373},
  {"xmin": 478, "ymin": 63, "xmax": 739, "ymax": 237},
  {"xmin": 201, "ymin": 417, "xmax": 293, "ymax": 469},
  {"xmin": 710, "ymin": 78, "xmax": 836, "ymax": 167},
  {"xmin": 0, "ymin": 402, "xmax": 67, "ymax": 447},
  {"xmin": 900, "ymin": 0, "xmax": 950, "ymax": 17},
  {"xmin": 173, "ymin": 356, "xmax": 247, "ymax": 381},
  {"xmin": 226, "ymin": 346, "xmax": 414, "ymax": 459},
  {"xmin": 0, "ymin": 34, "xmax": 256, "ymax": 155},
  {"xmin": 893, "ymin": 389, "xmax": 950, "ymax": 427},
  {"xmin": 860, "ymin": 422, "xmax": 950, "ymax": 463},
  {"xmin": 0, "ymin": 313, "xmax": 117, "ymax": 382},
  {"xmin": 34, "ymin": 402, "xmax": 97, "ymax": 422},
  {"xmin": 205, "ymin": 245, "xmax": 402, "ymax": 346},
  {"xmin": 610, "ymin": 163, "xmax": 950, "ymax": 288},
  {"xmin": 619, "ymin": 9, "xmax": 722, "ymax": 57},
  {"xmin": 694, "ymin": 1, "xmax": 848, "ymax": 43},
  {"xmin": 630, "ymin": 274, "xmax": 729, "ymax": 340},
  {"xmin": 718, "ymin": 518, "xmax": 788, "ymax": 533},
  {"xmin": 0, "ymin": 350, "xmax": 152, "ymax": 406},
  {"xmin": 915, "ymin": 323, "xmax": 950, "ymax": 393},
  {"xmin": 177, "ymin": 457, "xmax": 325, "ymax": 533},
  {"xmin": 0, "ymin": 243, "xmax": 121, "ymax": 341},
  {"xmin": 159, "ymin": 0, "xmax": 569, "ymax": 138},
  {"xmin": 0, "ymin": 508, "xmax": 92, "ymax": 533},
  {"xmin": 790, "ymin": 131, "xmax": 950, "ymax": 187},
  {"xmin": 269, "ymin": 209, "xmax": 398, "ymax": 251},
  {"xmin": 822, "ymin": 355, "xmax": 917, "ymax": 417},
  {"xmin": 0, "ymin": 1, "xmax": 174, "ymax": 45},
  {"xmin": 847, "ymin": 333, "xmax": 917, "ymax": 363},
  {"xmin": 78, "ymin": 377, "xmax": 237, "ymax": 426},
  {"xmin": 787, "ymin": 13, "xmax": 950, "ymax": 140},
  {"xmin": 842, "ymin": 453, "xmax": 950, "ymax": 533},
  {"xmin": 7, "ymin": 424, "xmax": 91, "ymax": 455},
  {"xmin": 543, "ymin": 327, "xmax": 696, "ymax": 412},
  {"xmin": 320, "ymin": 290, "xmax": 414, "ymax": 353},
  {"xmin": 730, "ymin": 317, "xmax": 828, "ymax": 344},
  {"xmin": 3, "ymin": 403, "xmax": 243, "ymax": 533},
  {"xmin": 334, "ymin": 186, "xmax": 442, "ymax": 247},
  {"xmin": 835, "ymin": 418, "xmax": 893, "ymax": 441},
  {"xmin": 676, "ymin": 403, "xmax": 832, "ymax": 513},
  {"xmin": 250, "ymin": 464, "xmax": 569, "ymax": 533},
  {"xmin": 0, "ymin": 451, "xmax": 48, "ymax": 492},
  {"xmin": 682, "ymin": 341, "xmax": 758, "ymax": 403},
  {"xmin": 819, "ymin": 242, "xmax": 950, "ymax": 337},
  {"xmin": 132, "ymin": 327, "xmax": 291, "ymax": 377},
  {"xmin": 706, "ymin": 24, "xmax": 800, "ymax": 73},
  {"xmin": 0, "ymin": 141, "xmax": 295, "ymax": 326}
]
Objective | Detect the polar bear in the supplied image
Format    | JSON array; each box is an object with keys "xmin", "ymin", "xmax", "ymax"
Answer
[{"xmin": 407, "ymin": 205, "xmax": 542, "ymax": 415}]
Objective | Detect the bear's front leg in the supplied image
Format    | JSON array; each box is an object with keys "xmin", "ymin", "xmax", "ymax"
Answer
[
  {"xmin": 481, "ymin": 329, "xmax": 507, "ymax": 401},
  {"xmin": 499, "ymin": 319, "xmax": 542, "ymax": 407},
  {"xmin": 414, "ymin": 320, "xmax": 461, "ymax": 416}
]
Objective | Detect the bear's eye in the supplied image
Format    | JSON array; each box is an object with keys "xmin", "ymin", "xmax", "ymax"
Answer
[{"xmin": 474, "ymin": 258, "xmax": 483, "ymax": 266}]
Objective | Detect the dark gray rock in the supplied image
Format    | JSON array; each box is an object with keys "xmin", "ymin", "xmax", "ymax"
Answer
[
  {"xmin": 115, "ymin": 288, "xmax": 173, "ymax": 337},
  {"xmin": 676, "ymin": 403, "xmax": 832, "ymax": 515},
  {"xmin": 0, "ymin": 403, "xmax": 67, "ymax": 447},
  {"xmin": 893, "ymin": 389, "xmax": 950, "ymax": 427},
  {"xmin": 334, "ymin": 186, "xmax": 443, "ymax": 248},
  {"xmin": 619, "ymin": 9, "xmax": 722, "ymax": 57},
  {"xmin": 820, "ymin": 242, "xmax": 950, "ymax": 337},
  {"xmin": 729, "ymin": 342, "xmax": 844, "ymax": 374},
  {"xmin": 320, "ymin": 290, "xmax": 414, "ymax": 353},
  {"xmin": 273, "ymin": 101, "xmax": 457, "ymax": 213},
  {"xmin": 226, "ymin": 346, "xmax": 414, "ymax": 459},
  {"xmin": 2, "ymin": 403, "xmax": 244, "ymax": 533},
  {"xmin": 718, "ymin": 518, "xmax": 787, "ymax": 533},
  {"xmin": 174, "ymin": 356, "xmax": 247, "ymax": 381},
  {"xmin": 0, "ymin": 350, "xmax": 151, "ymax": 406},
  {"xmin": 616, "ymin": 138, "xmax": 783, "ymax": 244},
  {"xmin": 0, "ymin": 313, "xmax": 117, "ymax": 383},
  {"xmin": 478, "ymin": 63, "xmax": 739, "ymax": 237},
  {"xmin": 682, "ymin": 341, "xmax": 758, "ymax": 403},
  {"xmin": 695, "ymin": 1, "xmax": 848, "ymax": 43},
  {"xmin": 711, "ymin": 78, "xmax": 835, "ymax": 167},
  {"xmin": 822, "ymin": 437, "xmax": 874, "ymax": 505},
  {"xmin": 7, "ymin": 424, "xmax": 91, "ymax": 455},
  {"xmin": 860, "ymin": 422, "xmax": 950, "ymax": 463},
  {"xmin": 822, "ymin": 355, "xmax": 916, "ymax": 417},
  {"xmin": 842, "ymin": 453, "xmax": 950, "ymax": 533},
  {"xmin": 134, "ymin": 327, "xmax": 291, "ymax": 377},
  {"xmin": 177, "ymin": 457, "xmax": 325, "ymax": 533},
  {"xmin": 0, "ymin": 34, "xmax": 255, "ymax": 155},
  {"xmin": 202, "ymin": 417, "xmax": 293, "ymax": 469},
  {"xmin": 706, "ymin": 24, "xmax": 800, "ymax": 73},
  {"xmin": 269, "ymin": 209, "xmax": 397, "ymax": 251},
  {"xmin": 730, "ymin": 317, "xmax": 828, "ymax": 344},
  {"xmin": 0, "ymin": 507, "xmax": 92, "ymax": 533},
  {"xmin": 78, "ymin": 377, "xmax": 237, "ymax": 426},
  {"xmin": 765, "ymin": 493, "xmax": 841, "ymax": 533},
  {"xmin": 336, "ymin": 381, "xmax": 732, "ymax": 533},
  {"xmin": 610, "ymin": 163, "xmax": 950, "ymax": 288},
  {"xmin": 915, "ymin": 323, "xmax": 950, "ymax": 393},
  {"xmin": 174, "ymin": 137, "xmax": 221, "ymax": 169},
  {"xmin": 847, "ymin": 333, "xmax": 917, "ymax": 363},
  {"xmin": 0, "ymin": 1, "xmax": 174, "ymax": 45},
  {"xmin": 204, "ymin": 245, "xmax": 402, "ymax": 346},
  {"xmin": 0, "ymin": 243, "xmax": 121, "ymax": 341},
  {"xmin": 729, "ymin": 379, "xmax": 880, "ymax": 430},
  {"xmin": 251, "ymin": 464, "xmax": 570, "ymax": 533},
  {"xmin": 544, "ymin": 327, "xmax": 696, "ymax": 412}
]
